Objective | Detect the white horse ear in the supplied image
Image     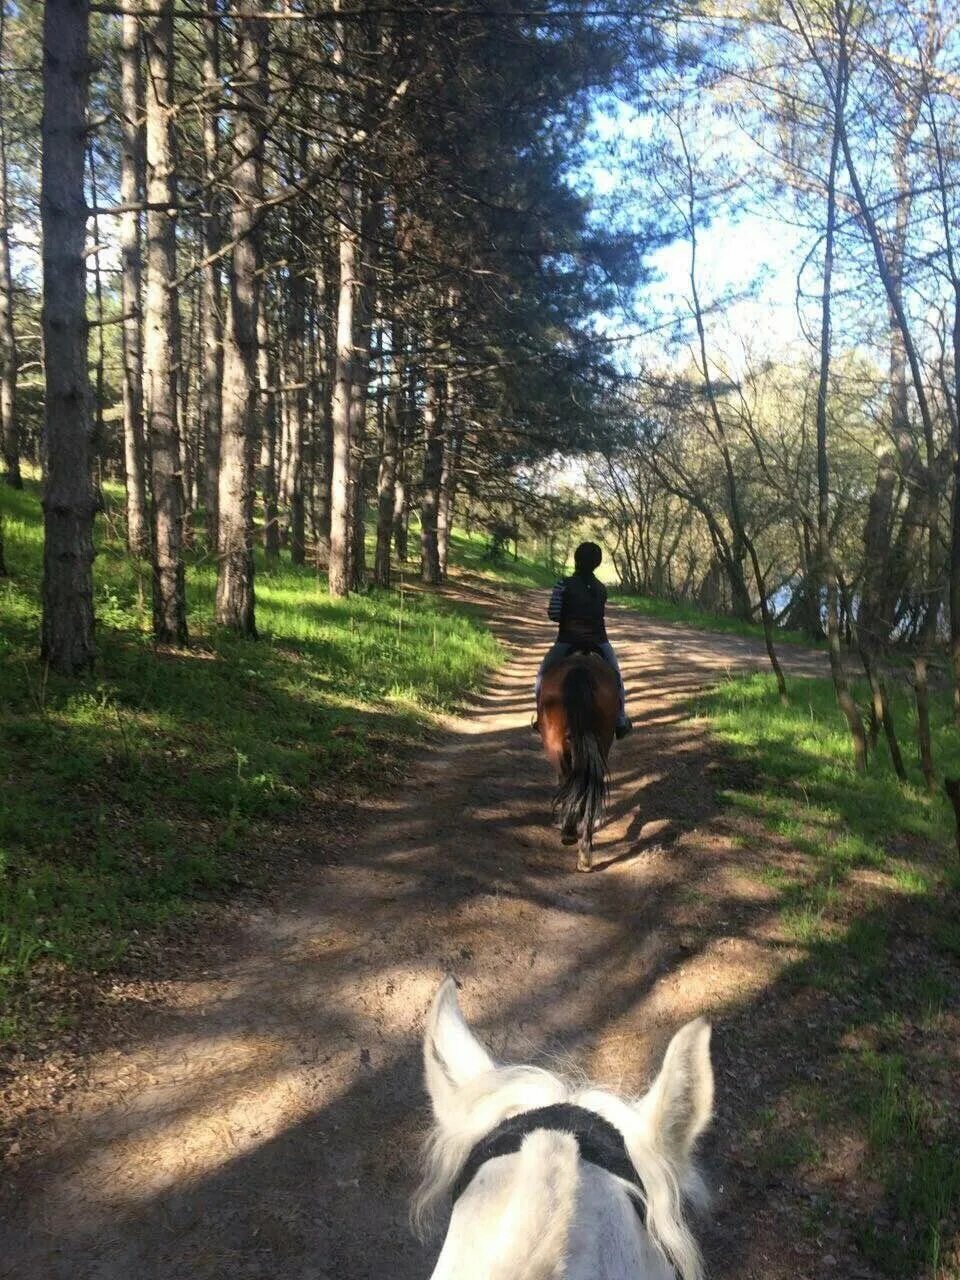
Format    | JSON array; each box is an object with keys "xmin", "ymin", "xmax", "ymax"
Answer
[
  {"xmin": 638, "ymin": 1018, "xmax": 713, "ymax": 1169},
  {"xmin": 424, "ymin": 977, "xmax": 495, "ymax": 1127}
]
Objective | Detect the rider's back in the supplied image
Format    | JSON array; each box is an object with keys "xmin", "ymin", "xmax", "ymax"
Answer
[{"xmin": 550, "ymin": 571, "xmax": 608, "ymax": 648}]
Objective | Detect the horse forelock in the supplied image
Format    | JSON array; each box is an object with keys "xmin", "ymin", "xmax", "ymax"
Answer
[{"xmin": 412, "ymin": 1063, "xmax": 706, "ymax": 1280}]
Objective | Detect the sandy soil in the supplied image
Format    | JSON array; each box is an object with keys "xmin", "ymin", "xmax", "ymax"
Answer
[{"xmin": 1, "ymin": 588, "xmax": 845, "ymax": 1280}]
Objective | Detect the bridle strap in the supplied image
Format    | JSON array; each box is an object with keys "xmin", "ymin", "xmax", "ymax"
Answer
[{"xmin": 449, "ymin": 1102, "xmax": 646, "ymax": 1223}]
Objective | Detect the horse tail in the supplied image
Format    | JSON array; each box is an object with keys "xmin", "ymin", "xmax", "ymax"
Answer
[{"xmin": 554, "ymin": 665, "xmax": 608, "ymax": 835}]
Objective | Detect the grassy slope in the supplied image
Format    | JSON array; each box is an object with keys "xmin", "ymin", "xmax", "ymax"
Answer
[
  {"xmin": 613, "ymin": 590, "xmax": 819, "ymax": 647},
  {"xmin": 694, "ymin": 672, "xmax": 960, "ymax": 1278},
  {"xmin": 445, "ymin": 528, "xmax": 560, "ymax": 589},
  {"xmin": 0, "ymin": 482, "xmax": 500, "ymax": 1043}
]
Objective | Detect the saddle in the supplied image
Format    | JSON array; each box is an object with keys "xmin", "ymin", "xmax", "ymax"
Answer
[{"xmin": 541, "ymin": 640, "xmax": 607, "ymax": 677}]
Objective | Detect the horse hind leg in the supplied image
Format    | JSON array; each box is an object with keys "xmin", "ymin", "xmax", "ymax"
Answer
[{"xmin": 577, "ymin": 822, "xmax": 593, "ymax": 872}]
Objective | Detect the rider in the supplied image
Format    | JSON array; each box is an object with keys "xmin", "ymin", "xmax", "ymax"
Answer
[{"xmin": 534, "ymin": 541, "xmax": 632, "ymax": 739}]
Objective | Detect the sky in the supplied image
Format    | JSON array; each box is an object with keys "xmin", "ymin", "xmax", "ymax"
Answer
[{"xmin": 579, "ymin": 84, "xmax": 814, "ymax": 377}]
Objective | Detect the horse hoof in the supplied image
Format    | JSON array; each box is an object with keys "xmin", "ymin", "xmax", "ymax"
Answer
[
  {"xmin": 561, "ymin": 829, "xmax": 578, "ymax": 845},
  {"xmin": 576, "ymin": 857, "xmax": 592, "ymax": 873}
]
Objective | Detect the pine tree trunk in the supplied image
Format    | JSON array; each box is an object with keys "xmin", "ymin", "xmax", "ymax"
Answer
[
  {"xmin": 393, "ymin": 476, "xmax": 408, "ymax": 563},
  {"xmin": 0, "ymin": 2, "xmax": 20, "ymax": 490},
  {"xmin": 393, "ymin": 358, "xmax": 412, "ymax": 563},
  {"xmin": 374, "ymin": 322, "xmax": 402, "ymax": 587},
  {"xmin": 285, "ymin": 182, "xmax": 308, "ymax": 565},
  {"xmin": 200, "ymin": 18, "xmax": 222, "ymax": 550},
  {"xmin": 437, "ymin": 426, "xmax": 462, "ymax": 579},
  {"xmin": 215, "ymin": 1, "xmax": 265, "ymax": 635},
  {"xmin": 39, "ymin": 0, "xmax": 96, "ymax": 673},
  {"xmin": 143, "ymin": 0, "xmax": 188, "ymax": 644},
  {"xmin": 328, "ymin": 173, "xmax": 357, "ymax": 598},
  {"xmin": 257, "ymin": 301, "xmax": 280, "ymax": 559},
  {"xmin": 420, "ymin": 371, "xmax": 444, "ymax": 585},
  {"xmin": 178, "ymin": 285, "xmax": 198, "ymax": 524},
  {"xmin": 119, "ymin": 8, "xmax": 148, "ymax": 552},
  {"xmin": 87, "ymin": 140, "xmax": 107, "ymax": 474},
  {"xmin": 312, "ymin": 259, "xmax": 333, "ymax": 569},
  {"xmin": 347, "ymin": 195, "xmax": 375, "ymax": 591}
]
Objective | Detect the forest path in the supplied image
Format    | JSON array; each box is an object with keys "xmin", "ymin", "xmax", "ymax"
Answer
[{"xmin": 2, "ymin": 587, "xmax": 835, "ymax": 1280}]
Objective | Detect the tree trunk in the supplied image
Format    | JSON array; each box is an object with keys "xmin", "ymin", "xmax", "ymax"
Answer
[
  {"xmin": 681, "ymin": 136, "xmax": 753, "ymax": 624},
  {"xmin": 328, "ymin": 173, "xmax": 358, "ymax": 598},
  {"xmin": 200, "ymin": 16, "xmax": 222, "ymax": 550},
  {"xmin": 285, "ymin": 189, "xmax": 308, "ymax": 565},
  {"xmin": 393, "ymin": 356, "xmax": 413, "ymax": 563},
  {"xmin": 178, "ymin": 279, "xmax": 198, "ymax": 524},
  {"xmin": 912, "ymin": 657, "xmax": 936, "ymax": 794},
  {"xmin": 438, "ymin": 425, "xmax": 462, "ymax": 579},
  {"xmin": 215, "ymin": 1, "xmax": 266, "ymax": 635},
  {"xmin": 87, "ymin": 140, "xmax": 106, "ymax": 474},
  {"xmin": 420, "ymin": 371, "xmax": 444, "ymax": 585},
  {"xmin": 143, "ymin": 0, "xmax": 188, "ymax": 644},
  {"xmin": 119, "ymin": 7, "xmax": 148, "ymax": 552},
  {"xmin": 347, "ymin": 195, "xmax": 375, "ymax": 592},
  {"xmin": 0, "ymin": 1, "xmax": 20, "ymax": 490},
  {"xmin": 374, "ymin": 322, "xmax": 402, "ymax": 587},
  {"xmin": 257, "ymin": 299, "xmax": 280, "ymax": 559},
  {"xmin": 746, "ymin": 538, "xmax": 788, "ymax": 705},
  {"xmin": 952, "ymin": 361, "xmax": 960, "ymax": 720},
  {"xmin": 312, "ymin": 258, "xmax": 333, "ymax": 570},
  {"xmin": 814, "ymin": 31, "xmax": 867, "ymax": 773},
  {"xmin": 39, "ymin": 0, "xmax": 96, "ymax": 673}
]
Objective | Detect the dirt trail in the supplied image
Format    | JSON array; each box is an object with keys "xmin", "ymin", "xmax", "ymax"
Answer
[{"xmin": 1, "ymin": 589, "xmax": 834, "ymax": 1280}]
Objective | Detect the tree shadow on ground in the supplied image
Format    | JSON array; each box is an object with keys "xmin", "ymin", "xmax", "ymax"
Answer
[{"xmin": 5, "ymin": 597, "xmax": 956, "ymax": 1280}]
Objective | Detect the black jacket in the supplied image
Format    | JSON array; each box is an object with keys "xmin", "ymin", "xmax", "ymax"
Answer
[{"xmin": 547, "ymin": 572, "xmax": 608, "ymax": 646}]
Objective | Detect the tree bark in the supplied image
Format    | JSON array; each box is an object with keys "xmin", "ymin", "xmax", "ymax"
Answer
[
  {"xmin": 347, "ymin": 192, "xmax": 375, "ymax": 591},
  {"xmin": 746, "ymin": 538, "xmax": 788, "ymax": 705},
  {"xmin": 813, "ymin": 21, "xmax": 867, "ymax": 773},
  {"xmin": 39, "ymin": 0, "xmax": 96, "ymax": 673},
  {"xmin": 119, "ymin": 7, "xmax": 149, "ymax": 552},
  {"xmin": 0, "ymin": 0, "xmax": 20, "ymax": 490},
  {"xmin": 420, "ymin": 370, "xmax": 444, "ymax": 585},
  {"xmin": 87, "ymin": 142, "xmax": 108, "ymax": 486},
  {"xmin": 912, "ymin": 657, "xmax": 935, "ymax": 794},
  {"xmin": 328, "ymin": 173, "xmax": 358, "ymax": 597},
  {"xmin": 312, "ymin": 257, "xmax": 333, "ymax": 570},
  {"xmin": 257, "ymin": 299, "xmax": 280, "ymax": 559},
  {"xmin": 285, "ymin": 182, "xmax": 308, "ymax": 565},
  {"xmin": 393, "ymin": 356, "xmax": 413, "ymax": 563},
  {"xmin": 437, "ymin": 425, "xmax": 462, "ymax": 579},
  {"xmin": 178, "ymin": 274, "xmax": 198, "ymax": 523},
  {"xmin": 143, "ymin": 0, "xmax": 188, "ymax": 644},
  {"xmin": 215, "ymin": 0, "xmax": 266, "ymax": 635},
  {"xmin": 200, "ymin": 16, "xmax": 223, "ymax": 549},
  {"xmin": 374, "ymin": 321, "xmax": 402, "ymax": 586}
]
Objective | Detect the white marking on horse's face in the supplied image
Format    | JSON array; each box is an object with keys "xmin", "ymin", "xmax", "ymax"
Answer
[{"xmin": 415, "ymin": 979, "xmax": 714, "ymax": 1280}]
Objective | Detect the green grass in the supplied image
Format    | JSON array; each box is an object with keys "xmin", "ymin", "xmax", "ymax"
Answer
[
  {"xmin": 0, "ymin": 480, "xmax": 501, "ymax": 1044},
  {"xmin": 699, "ymin": 672, "xmax": 960, "ymax": 859},
  {"xmin": 446, "ymin": 527, "xmax": 562, "ymax": 589},
  {"xmin": 612, "ymin": 591, "xmax": 820, "ymax": 646},
  {"xmin": 694, "ymin": 671, "xmax": 960, "ymax": 1277}
]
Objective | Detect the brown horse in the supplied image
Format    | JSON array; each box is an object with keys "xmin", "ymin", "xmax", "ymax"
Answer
[{"xmin": 537, "ymin": 651, "xmax": 619, "ymax": 871}]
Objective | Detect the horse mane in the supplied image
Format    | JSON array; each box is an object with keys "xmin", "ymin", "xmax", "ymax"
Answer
[{"xmin": 412, "ymin": 1061, "xmax": 707, "ymax": 1280}]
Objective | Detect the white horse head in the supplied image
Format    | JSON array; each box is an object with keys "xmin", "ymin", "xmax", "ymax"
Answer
[{"xmin": 413, "ymin": 978, "xmax": 714, "ymax": 1280}]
